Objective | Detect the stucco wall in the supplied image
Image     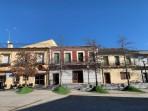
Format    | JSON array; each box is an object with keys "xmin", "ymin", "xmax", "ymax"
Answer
[
  {"xmin": 102, "ymin": 68, "xmax": 142, "ymax": 84},
  {"xmin": 49, "ymin": 69, "xmax": 101, "ymax": 84}
]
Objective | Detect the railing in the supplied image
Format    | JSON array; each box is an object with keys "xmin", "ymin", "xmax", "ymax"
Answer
[
  {"xmin": 0, "ymin": 63, "xmax": 11, "ymax": 67},
  {"xmin": 102, "ymin": 62, "xmax": 136, "ymax": 68}
]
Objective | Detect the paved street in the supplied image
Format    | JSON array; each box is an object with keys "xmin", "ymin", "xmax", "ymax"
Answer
[
  {"xmin": 0, "ymin": 89, "xmax": 148, "ymax": 111},
  {"xmin": 19, "ymin": 95, "xmax": 148, "ymax": 111}
]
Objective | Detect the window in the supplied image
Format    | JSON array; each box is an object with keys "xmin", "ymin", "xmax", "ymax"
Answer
[
  {"xmin": 115, "ymin": 56, "xmax": 120, "ymax": 65},
  {"xmin": 54, "ymin": 53, "xmax": 60, "ymax": 64},
  {"xmin": 103, "ymin": 56, "xmax": 109, "ymax": 66},
  {"xmin": 1, "ymin": 54, "xmax": 10, "ymax": 64},
  {"xmin": 120, "ymin": 72, "xmax": 130, "ymax": 80},
  {"xmin": 0, "ymin": 75, "xmax": 6, "ymax": 82},
  {"xmin": 126, "ymin": 56, "xmax": 131, "ymax": 65},
  {"xmin": 64, "ymin": 52, "xmax": 71, "ymax": 63},
  {"xmin": 37, "ymin": 53, "xmax": 44, "ymax": 64},
  {"xmin": 78, "ymin": 52, "xmax": 84, "ymax": 62}
]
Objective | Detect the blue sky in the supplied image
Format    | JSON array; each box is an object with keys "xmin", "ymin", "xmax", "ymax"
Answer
[{"xmin": 0, "ymin": 0, "xmax": 148, "ymax": 49}]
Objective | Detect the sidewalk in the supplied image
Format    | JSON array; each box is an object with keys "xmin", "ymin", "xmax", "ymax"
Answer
[
  {"xmin": 0, "ymin": 89, "xmax": 148, "ymax": 111},
  {"xmin": 0, "ymin": 90, "xmax": 67, "ymax": 111},
  {"xmin": 70, "ymin": 89, "xmax": 148, "ymax": 98}
]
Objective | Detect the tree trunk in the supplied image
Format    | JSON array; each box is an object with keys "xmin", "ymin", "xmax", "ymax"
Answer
[
  {"xmin": 59, "ymin": 68, "xmax": 62, "ymax": 86},
  {"xmin": 124, "ymin": 55, "xmax": 130, "ymax": 86},
  {"xmin": 101, "ymin": 67, "xmax": 105, "ymax": 85},
  {"xmin": 95, "ymin": 67, "xmax": 98, "ymax": 86},
  {"xmin": 25, "ymin": 75, "xmax": 28, "ymax": 87}
]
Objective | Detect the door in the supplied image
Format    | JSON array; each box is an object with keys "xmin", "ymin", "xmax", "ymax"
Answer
[
  {"xmin": 144, "ymin": 73, "xmax": 148, "ymax": 82},
  {"xmin": 53, "ymin": 73, "xmax": 59, "ymax": 85},
  {"xmin": 72, "ymin": 71, "xmax": 83, "ymax": 83},
  {"xmin": 0, "ymin": 75, "xmax": 6, "ymax": 89},
  {"xmin": 104, "ymin": 73, "xmax": 111, "ymax": 84},
  {"xmin": 0, "ymin": 82, "xmax": 3, "ymax": 89},
  {"xmin": 35, "ymin": 74, "xmax": 45, "ymax": 85}
]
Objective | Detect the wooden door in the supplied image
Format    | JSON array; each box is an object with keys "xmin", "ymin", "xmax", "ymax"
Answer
[{"xmin": 104, "ymin": 73, "xmax": 111, "ymax": 84}]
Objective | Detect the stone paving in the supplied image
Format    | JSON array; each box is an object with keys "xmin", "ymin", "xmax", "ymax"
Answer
[
  {"xmin": 0, "ymin": 90, "xmax": 66, "ymax": 111},
  {"xmin": 0, "ymin": 89, "xmax": 148, "ymax": 111}
]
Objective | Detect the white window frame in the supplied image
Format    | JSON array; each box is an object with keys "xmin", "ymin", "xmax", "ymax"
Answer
[
  {"xmin": 36, "ymin": 53, "xmax": 44, "ymax": 64},
  {"xmin": 52, "ymin": 51, "xmax": 61, "ymax": 64},
  {"xmin": 77, "ymin": 51, "xmax": 85, "ymax": 62},
  {"xmin": 64, "ymin": 51, "xmax": 72, "ymax": 63},
  {"xmin": 114, "ymin": 55, "xmax": 120, "ymax": 65},
  {"xmin": 1, "ymin": 54, "xmax": 10, "ymax": 64}
]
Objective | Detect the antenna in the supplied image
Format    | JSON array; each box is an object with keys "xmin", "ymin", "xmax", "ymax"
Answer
[
  {"xmin": 5, "ymin": 29, "xmax": 11, "ymax": 43},
  {"xmin": 5, "ymin": 28, "xmax": 14, "ymax": 48}
]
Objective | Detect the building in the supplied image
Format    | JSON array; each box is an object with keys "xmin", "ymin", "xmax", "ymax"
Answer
[
  {"xmin": 0, "ymin": 47, "xmax": 50, "ymax": 89},
  {"xmin": 49, "ymin": 46, "xmax": 98, "ymax": 86},
  {"xmin": 0, "ymin": 39, "xmax": 148, "ymax": 89},
  {"xmin": 98, "ymin": 48, "xmax": 144, "ymax": 85}
]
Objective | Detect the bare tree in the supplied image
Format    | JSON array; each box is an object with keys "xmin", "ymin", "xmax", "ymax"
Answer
[
  {"xmin": 12, "ymin": 51, "xmax": 37, "ymax": 86},
  {"xmin": 118, "ymin": 36, "xmax": 132, "ymax": 86},
  {"xmin": 86, "ymin": 39, "xmax": 102, "ymax": 86},
  {"xmin": 58, "ymin": 36, "xmax": 64, "ymax": 86}
]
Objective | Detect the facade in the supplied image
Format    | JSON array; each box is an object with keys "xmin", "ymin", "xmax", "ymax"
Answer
[
  {"xmin": 99, "ymin": 49, "xmax": 143, "ymax": 84},
  {"xmin": 0, "ymin": 48, "xmax": 49, "ymax": 89},
  {"xmin": 49, "ymin": 46, "xmax": 98, "ymax": 86},
  {"xmin": 0, "ymin": 39, "xmax": 148, "ymax": 89}
]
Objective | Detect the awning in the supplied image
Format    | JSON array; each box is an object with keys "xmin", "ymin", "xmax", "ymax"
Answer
[
  {"xmin": 0, "ymin": 67, "xmax": 11, "ymax": 72},
  {"xmin": 37, "ymin": 70, "xmax": 47, "ymax": 74}
]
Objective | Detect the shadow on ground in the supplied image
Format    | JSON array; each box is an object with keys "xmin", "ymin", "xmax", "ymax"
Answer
[{"xmin": 18, "ymin": 95, "xmax": 148, "ymax": 111}]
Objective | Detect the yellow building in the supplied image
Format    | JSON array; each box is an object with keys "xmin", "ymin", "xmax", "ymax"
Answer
[
  {"xmin": 0, "ymin": 39, "xmax": 56, "ymax": 89},
  {"xmin": 99, "ymin": 49, "xmax": 144, "ymax": 85}
]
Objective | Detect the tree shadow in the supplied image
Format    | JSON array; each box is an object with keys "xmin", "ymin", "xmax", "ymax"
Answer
[{"xmin": 18, "ymin": 95, "xmax": 148, "ymax": 111}]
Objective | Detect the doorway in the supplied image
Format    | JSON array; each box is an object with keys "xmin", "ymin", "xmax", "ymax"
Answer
[
  {"xmin": 144, "ymin": 73, "xmax": 148, "ymax": 82},
  {"xmin": 0, "ymin": 75, "xmax": 6, "ymax": 89},
  {"xmin": 35, "ymin": 74, "xmax": 45, "ymax": 85},
  {"xmin": 72, "ymin": 71, "xmax": 83, "ymax": 83},
  {"xmin": 53, "ymin": 73, "xmax": 59, "ymax": 85},
  {"xmin": 104, "ymin": 73, "xmax": 111, "ymax": 84}
]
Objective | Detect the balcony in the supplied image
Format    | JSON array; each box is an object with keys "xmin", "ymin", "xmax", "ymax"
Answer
[{"xmin": 0, "ymin": 63, "xmax": 11, "ymax": 67}]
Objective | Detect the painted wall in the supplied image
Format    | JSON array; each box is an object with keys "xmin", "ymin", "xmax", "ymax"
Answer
[
  {"xmin": 102, "ymin": 68, "xmax": 142, "ymax": 84},
  {"xmin": 49, "ymin": 69, "xmax": 101, "ymax": 85}
]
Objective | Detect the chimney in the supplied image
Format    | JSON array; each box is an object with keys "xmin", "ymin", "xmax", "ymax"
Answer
[{"xmin": 7, "ymin": 40, "xmax": 13, "ymax": 48}]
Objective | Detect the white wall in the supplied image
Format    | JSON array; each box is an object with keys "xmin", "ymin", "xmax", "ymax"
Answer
[{"xmin": 49, "ymin": 69, "xmax": 102, "ymax": 84}]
